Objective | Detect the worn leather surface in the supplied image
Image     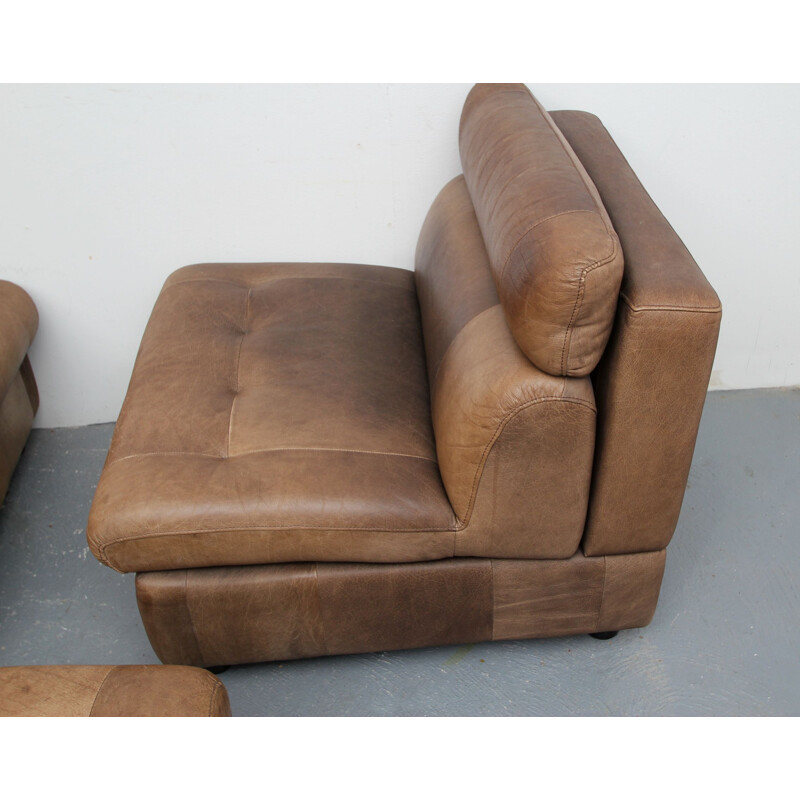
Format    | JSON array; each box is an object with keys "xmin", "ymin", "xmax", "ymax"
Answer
[
  {"xmin": 417, "ymin": 175, "xmax": 596, "ymax": 558},
  {"xmin": 137, "ymin": 550, "xmax": 666, "ymax": 666},
  {"xmin": 90, "ymin": 250, "xmax": 597, "ymax": 570},
  {"xmin": 88, "ymin": 262, "xmax": 459, "ymax": 572},
  {"xmin": 551, "ymin": 110, "xmax": 722, "ymax": 555},
  {"xmin": 0, "ymin": 665, "xmax": 231, "ymax": 716},
  {"xmin": 139, "ymin": 560, "xmax": 494, "ymax": 665},
  {"xmin": 415, "ymin": 175, "xmax": 500, "ymax": 389},
  {"xmin": 459, "ymin": 84, "xmax": 624, "ymax": 376},
  {"xmin": 0, "ymin": 371, "xmax": 35, "ymax": 501}
]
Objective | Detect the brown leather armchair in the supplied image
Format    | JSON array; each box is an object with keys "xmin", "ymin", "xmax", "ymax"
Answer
[{"xmin": 87, "ymin": 83, "xmax": 721, "ymax": 668}]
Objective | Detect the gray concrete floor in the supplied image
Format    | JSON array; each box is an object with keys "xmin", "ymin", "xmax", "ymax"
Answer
[{"xmin": 0, "ymin": 387, "xmax": 798, "ymax": 716}]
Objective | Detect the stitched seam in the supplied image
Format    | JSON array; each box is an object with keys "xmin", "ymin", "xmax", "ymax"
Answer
[
  {"xmin": 560, "ymin": 237, "xmax": 619, "ymax": 375},
  {"xmin": 183, "ymin": 571, "xmax": 208, "ymax": 667},
  {"xmin": 164, "ymin": 274, "xmax": 416, "ymax": 293},
  {"xmin": 561, "ymin": 269, "xmax": 588, "ymax": 375},
  {"xmin": 498, "ymin": 210, "xmax": 598, "ymax": 280},
  {"xmin": 526, "ymin": 85, "xmax": 613, "ymax": 222},
  {"xmin": 231, "ymin": 446, "xmax": 437, "ymax": 462},
  {"xmin": 227, "ymin": 289, "xmax": 251, "ymax": 458},
  {"xmin": 106, "ymin": 447, "xmax": 438, "ymax": 467},
  {"xmin": 207, "ymin": 680, "xmax": 221, "ymax": 716},
  {"xmin": 455, "ymin": 396, "xmax": 597, "ymax": 529},
  {"xmin": 620, "ymin": 293, "xmax": 722, "ymax": 314},
  {"xmin": 313, "ymin": 563, "xmax": 329, "ymax": 656},
  {"xmin": 88, "ymin": 666, "xmax": 118, "ymax": 717},
  {"xmin": 489, "ymin": 559, "xmax": 496, "ymax": 640},
  {"xmin": 108, "ymin": 451, "xmax": 224, "ymax": 465},
  {"xmin": 99, "ymin": 526, "xmax": 459, "ymax": 566},
  {"xmin": 162, "ymin": 277, "xmax": 252, "ymax": 291},
  {"xmin": 596, "ymin": 555, "xmax": 608, "ymax": 630}
]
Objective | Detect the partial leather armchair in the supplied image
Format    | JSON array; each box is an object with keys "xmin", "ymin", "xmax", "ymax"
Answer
[
  {"xmin": 87, "ymin": 84, "xmax": 721, "ymax": 668},
  {"xmin": 0, "ymin": 280, "xmax": 39, "ymax": 503}
]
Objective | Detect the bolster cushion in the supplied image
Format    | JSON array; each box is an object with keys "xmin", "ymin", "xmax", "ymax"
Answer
[{"xmin": 459, "ymin": 83, "xmax": 624, "ymax": 377}]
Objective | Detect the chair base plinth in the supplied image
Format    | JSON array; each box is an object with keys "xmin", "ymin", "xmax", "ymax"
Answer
[
  {"xmin": 589, "ymin": 630, "xmax": 619, "ymax": 640},
  {"xmin": 135, "ymin": 549, "xmax": 666, "ymax": 668}
]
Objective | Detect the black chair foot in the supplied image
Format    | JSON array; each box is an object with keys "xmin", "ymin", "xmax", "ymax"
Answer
[
  {"xmin": 590, "ymin": 631, "xmax": 619, "ymax": 640},
  {"xmin": 207, "ymin": 665, "xmax": 230, "ymax": 674}
]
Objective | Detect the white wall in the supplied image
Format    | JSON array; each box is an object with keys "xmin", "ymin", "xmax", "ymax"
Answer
[{"xmin": 1, "ymin": 83, "xmax": 798, "ymax": 428}]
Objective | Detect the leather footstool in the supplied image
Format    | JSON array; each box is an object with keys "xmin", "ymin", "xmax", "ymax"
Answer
[{"xmin": 0, "ymin": 665, "xmax": 231, "ymax": 716}]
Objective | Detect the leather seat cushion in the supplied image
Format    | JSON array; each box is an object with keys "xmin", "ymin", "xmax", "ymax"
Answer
[{"xmin": 88, "ymin": 263, "xmax": 458, "ymax": 573}]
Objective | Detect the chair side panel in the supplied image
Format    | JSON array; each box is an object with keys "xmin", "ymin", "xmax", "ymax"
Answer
[
  {"xmin": 551, "ymin": 110, "xmax": 722, "ymax": 555},
  {"xmin": 416, "ymin": 177, "xmax": 596, "ymax": 558}
]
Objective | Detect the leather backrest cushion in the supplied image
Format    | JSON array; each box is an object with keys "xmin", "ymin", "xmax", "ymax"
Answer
[
  {"xmin": 459, "ymin": 83, "xmax": 624, "ymax": 377},
  {"xmin": 415, "ymin": 175, "xmax": 597, "ymax": 559}
]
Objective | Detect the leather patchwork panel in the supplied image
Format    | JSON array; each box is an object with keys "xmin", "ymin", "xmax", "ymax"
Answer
[
  {"xmin": 597, "ymin": 550, "xmax": 666, "ymax": 631},
  {"xmin": 492, "ymin": 555, "xmax": 605, "ymax": 640},
  {"xmin": 137, "ymin": 551, "xmax": 666, "ymax": 667},
  {"xmin": 186, "ymin": 564, "xmax": 326, "ymax": 666},
  {"xmin": 317, "ymin": 560, "xmax": 493, "ymax": 656},
  {"xmin": 136, "ymin": 570, "xmax": 205, "ymax": 666}
]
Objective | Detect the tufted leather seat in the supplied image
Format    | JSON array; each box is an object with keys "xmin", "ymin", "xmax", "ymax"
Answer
[
  {"xmin": 87, "ymin": 84, "xmax": 721, "ymax": 667},
  {"xmin": 89, "ymin": 262, "xmax": 458, "ymax": 572}
]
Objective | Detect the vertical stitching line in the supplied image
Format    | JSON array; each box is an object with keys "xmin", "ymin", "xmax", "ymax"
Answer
[
  {"xmin": 227, "ymin": 288, "xmax": 251, "ymax": 458},
  {"xmin": 207, "ymin": 680, "xmax": 222, "ymax": 716},
  {"xmin": 313, "ymin": 563, "xmax": 328, "ymax": 656},
  {"xmin": 88, "ymin": 665, "xmax": 118, "ymax": 717},
  {"xmin": 596, "ymin": 556, "xmax": 608, "ymax": 631},
  {"xmin": 183, "ymin": 570, "xmax": 207, "ymax": 666},
  {"xmin": 489, "ymin": 559, "xmax": 496, "ymax": 641}
]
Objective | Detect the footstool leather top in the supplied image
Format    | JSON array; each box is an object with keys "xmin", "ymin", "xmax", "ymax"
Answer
[{"xmin": 0, "ymin": 665, "xmax": 231, "ymax": 716}]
